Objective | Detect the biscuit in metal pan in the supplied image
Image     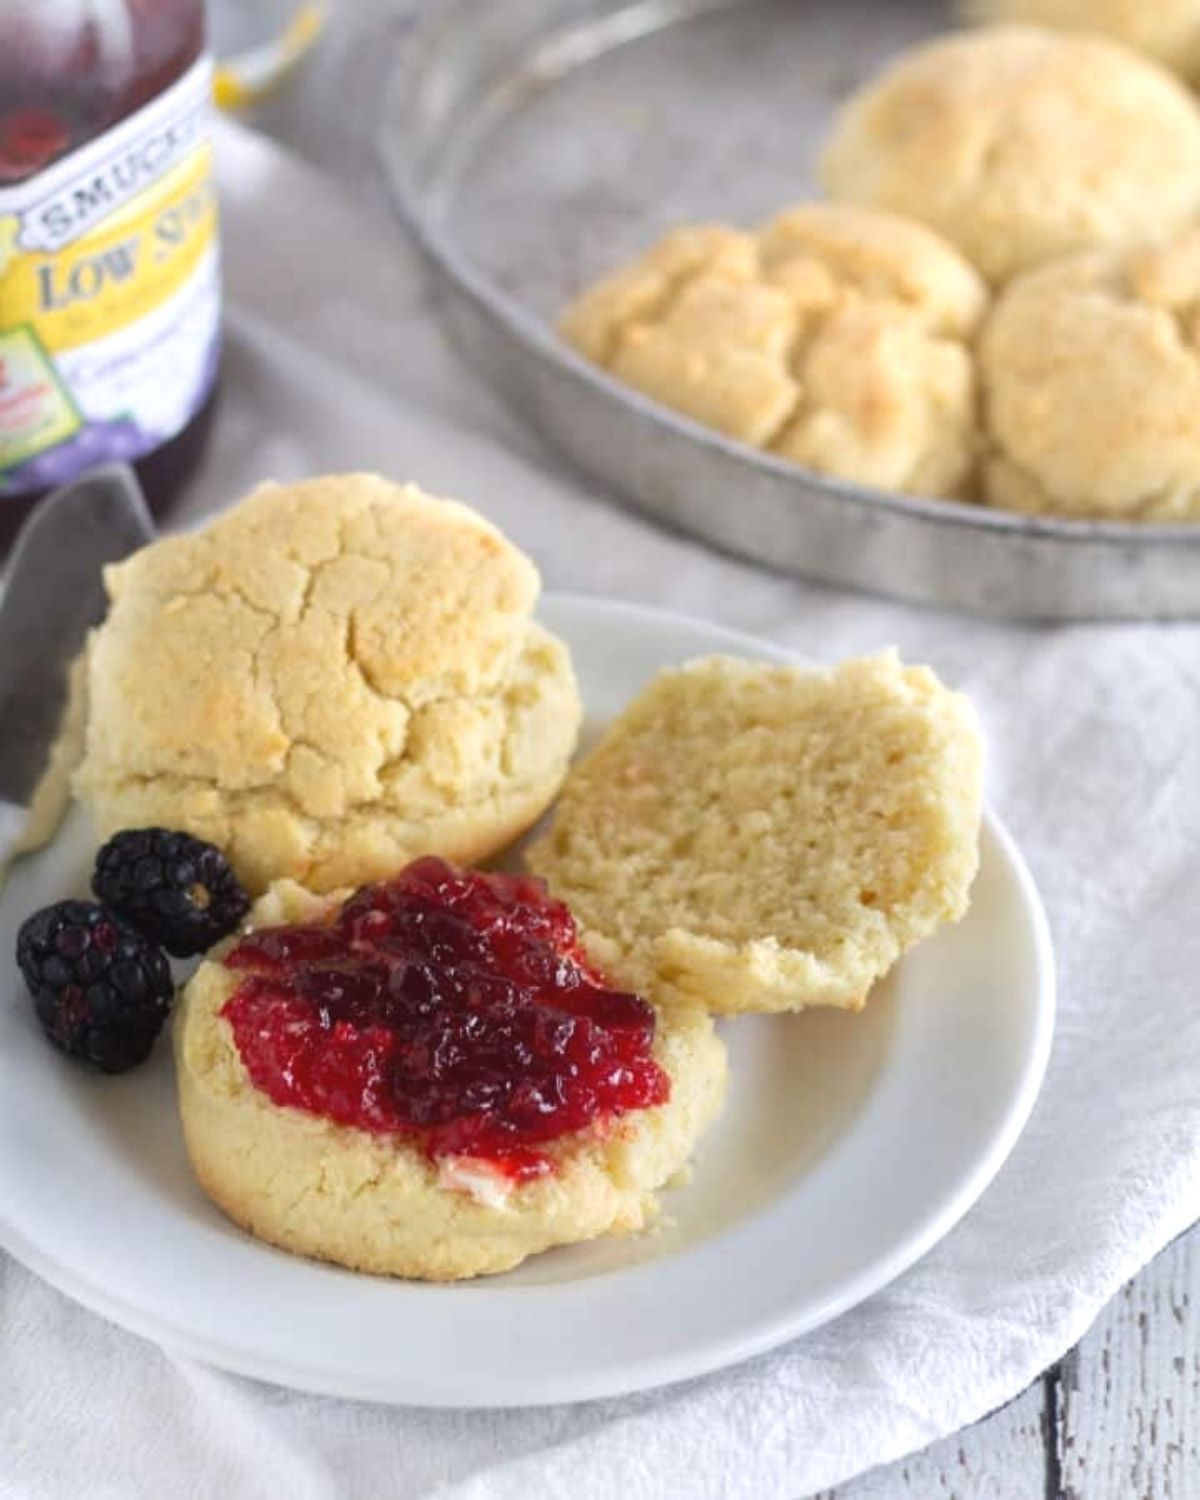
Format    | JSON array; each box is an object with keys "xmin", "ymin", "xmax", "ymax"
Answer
[
  {"xmin": 821, "ymin": 26, "xmax": 1200, "ymax": 284},
  {"xmin": 561, "ymin": 205, "xmax": 987, "ymax": 500},
  {"xmin": 981, "ymin": 230, "xmax": 1200, "ymax": 520}
]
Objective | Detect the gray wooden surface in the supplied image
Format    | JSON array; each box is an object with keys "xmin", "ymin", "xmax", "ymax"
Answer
[{"xmin": 827, "ymin": 1228, "xmax": 1200, "ymax": 1499}]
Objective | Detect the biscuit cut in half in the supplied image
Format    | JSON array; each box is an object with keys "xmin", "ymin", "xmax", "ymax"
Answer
[
  {"xmin": 821, "ymin": 26, "xmax": 1200, "ymax": 284},
  {"xmin": 174, "ymin": 880, "xmax": 727, "ymax": 1280},
  {"xmin": 960, "ymin": 0, "xmax": 1200, "ymax": 84},
  {"xmin": 74, "ymin": 474, "xmax": 582, "ymax": 894},
  {"xmin": 980, "ymin": 230, "xmax": 1200, "ymax": 520},
  {"xmin": 559, "ymin": 206, "xmax": 987, "ymax": 499},
  {"xmin": 527, "ymin": 652, "xmax": 983, "ymax": 1015}
]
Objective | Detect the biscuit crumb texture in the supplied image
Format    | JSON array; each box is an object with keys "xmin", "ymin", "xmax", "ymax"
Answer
[
  {"xmin": 981, "ymin": 231, "xmax": 1200, "ymax": 519},
  {"xmin": 559, "ymin": 205, "xmax": 987, "ymax": 499},
  {"xmin": 528, "ymin": 652, "xmax": 983, "ymax": 1015},
  {"xmin": 961, "ymin": 0, "xmax": 1200, "ymax": 83},
  {"xmin": 174, "ymin": 882, "xmax": 727, "ymax": 1280},
  {"xmin": 821, "ymin": 26, "xmax": 1200, "ymax": 284},
  {"xmin": 74, "ymin": 475, "xmax": 582, "ymax": 893}
]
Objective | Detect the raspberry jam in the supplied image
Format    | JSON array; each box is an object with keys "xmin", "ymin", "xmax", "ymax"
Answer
[{"xmin": 221, "ymin": 859, "xmax": 669, "ymax": 1182}]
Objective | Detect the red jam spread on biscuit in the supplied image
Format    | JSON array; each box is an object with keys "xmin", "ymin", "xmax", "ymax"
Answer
[{"xmin": 221, "ymin": 858, "xmax": 668, "ymax": 1182}]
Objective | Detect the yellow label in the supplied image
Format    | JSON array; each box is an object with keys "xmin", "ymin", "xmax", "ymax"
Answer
[
  {"xmin": 2, "ymin": 146, "xmax": 217, "ymax": 353},
  {"xmin": 0, "ymin": 57, "xmax": 220, "ymax": 492}
]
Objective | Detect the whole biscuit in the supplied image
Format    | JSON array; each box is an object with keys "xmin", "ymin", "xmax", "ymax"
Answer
[
  {"xmin": 980, "ymin": 230, "xmax": 1200, "ymax": 519},
  {"xmin": 821, "ymin": 26, "xmax": 1200, "ymax": 284},
  {"xmin": 560, "ymin": 205, "xmax": 987, "ymax": 499},
  {"xmin": 174, "ymin": 882, "xmax": 727, "ymax": 1280},
  {"xmin": 528, "ymin": 652, "xmax": 983, "ymax": 1016},
  {"xmin": 75, "ymin": 474, "xmax": 582, "ymax": 892}
]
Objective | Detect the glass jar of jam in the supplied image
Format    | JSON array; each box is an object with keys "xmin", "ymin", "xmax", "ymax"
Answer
[{"xmin": 0, "ymin": 0, "xmax": 220, "ymax": 554}]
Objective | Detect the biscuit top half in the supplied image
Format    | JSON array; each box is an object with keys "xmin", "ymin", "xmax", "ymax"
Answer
[{"xmin": 84, "ymin": 474, "xmax": 540, "ymax": 794}]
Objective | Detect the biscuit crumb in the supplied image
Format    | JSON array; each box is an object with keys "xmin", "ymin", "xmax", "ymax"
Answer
[{"xmin": 529, "ymin": 652, "xmax": 983, "ymax": 1015}]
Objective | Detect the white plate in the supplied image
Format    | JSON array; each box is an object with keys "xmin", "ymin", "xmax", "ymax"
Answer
[{"xmin": 0, "ymin": 595, "xmax": 1055, "ymax": 1407}]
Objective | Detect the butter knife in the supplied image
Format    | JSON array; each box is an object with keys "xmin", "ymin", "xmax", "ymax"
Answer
[{"xmin": 0, "ymin": 465, "xmax": 155, "ymax": 881}]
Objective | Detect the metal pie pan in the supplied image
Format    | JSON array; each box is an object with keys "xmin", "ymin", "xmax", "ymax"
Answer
[{"xmin": 376, "ymin": 0, "xmax": 1200, "ymax": 619}]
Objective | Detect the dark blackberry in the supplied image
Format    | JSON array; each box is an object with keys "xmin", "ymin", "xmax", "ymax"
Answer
[
  {"xmin": 17, "ymin": 901, "xmax": 174, "ymax": 1073},
  {"xmin": 93, "ymin": 828, "xmax": 250, "ymax": 957}
]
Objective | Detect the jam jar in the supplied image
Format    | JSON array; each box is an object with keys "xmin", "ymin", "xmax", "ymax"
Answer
[{"xmin": 0, "ymin": 0, "xmax": 220, "ymax": 554}]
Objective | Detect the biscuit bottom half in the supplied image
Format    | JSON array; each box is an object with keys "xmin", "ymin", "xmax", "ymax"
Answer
[{"xmin": 174, "ymin": 884, "xmax": 727, "ymax": 1281}]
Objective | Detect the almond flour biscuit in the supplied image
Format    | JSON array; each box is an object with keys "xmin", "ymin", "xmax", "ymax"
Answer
[
  {"xmin": 821, "ymin": 27, "xmax": 1200, "ymax": 284},
  {"xmin": 174, "ymin": 881, "xmax": 727, "ymax": 1280},
  {"xmin": 75, "ymin": 474, "xmax": 582, "ymax": 893},
  {"xmin": 961, "ymin": 0, "xmax": 1200, "ymax": 83},
  {"xmin": 528, "ymin": 652, "xmax": 983, "ymax": 1015},
  {"xmin": 980, "ymin": 231, "xmax": 1200, "ymax": 519},
  {"xmin": 560, "ymin": 205, "xmax": 987, "ymax": 499}
]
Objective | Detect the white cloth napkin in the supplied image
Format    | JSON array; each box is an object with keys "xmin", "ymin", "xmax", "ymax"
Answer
[{"xmin": 5, "ymin": 118, "xmax": 1200, "ymax": 1500}]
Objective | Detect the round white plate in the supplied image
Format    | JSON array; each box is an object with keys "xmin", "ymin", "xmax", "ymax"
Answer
[{"xmin": 0, "ymin": 595, "xmax": 1055, "ymax": 1406}]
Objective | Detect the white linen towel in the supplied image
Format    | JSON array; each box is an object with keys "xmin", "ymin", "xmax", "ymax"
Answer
[{"xmin": 3, "ymin": 118, "xmax": 1200, "ymax": 1500}]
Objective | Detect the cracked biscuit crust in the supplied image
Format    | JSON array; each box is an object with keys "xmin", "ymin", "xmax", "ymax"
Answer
[
  {"xmin": 559, "ymin": 205, "xmax": 987, "ymax": 499},
  {"xmin": 174, "ymin": 882, "xmax": 728, "ymax": 1280},
  {"xmin": 527, "ymin": 653, "xmax": 983, "ymax": 1016},
  {"xmin": 821, "ymin": 26, "xmax": 1200, "ymax": 286},
  {"xmin": 75, "ymin": 474, "xmax": 582, "ymax": 893},
  {"xmin": 981, "ymin": 231, "xmax": 1200, "ymax": 520}
]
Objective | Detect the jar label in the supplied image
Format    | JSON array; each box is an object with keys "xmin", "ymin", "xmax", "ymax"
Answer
[{"xmin": 0, "ymin": 57, "xmax": 220, "ymax": 495}]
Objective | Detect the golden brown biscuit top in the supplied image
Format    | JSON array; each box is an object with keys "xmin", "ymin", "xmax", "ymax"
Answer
[
  {"xmin": 821, "ymin": 25, "xmax": 1200, "ymax": 283},
  {"xmin": 559, "ymin": 205, "xmax": 987, "ymax": 498},
  {"xmin": 979, "ymin": 229, "xmax": 1200, "ymax": 518},
  {"xmin": 756, "ymin": 204, "xmax": 986, "ymax": 335},
  {"xmin": 85, "ymin": 474, "xmax": 540, "ymax": 794}
]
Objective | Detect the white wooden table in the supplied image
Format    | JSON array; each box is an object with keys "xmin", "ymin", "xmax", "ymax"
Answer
[{"xmin": 823, "ymin": 1229, "xmax": 1200, "ymax": 1498}]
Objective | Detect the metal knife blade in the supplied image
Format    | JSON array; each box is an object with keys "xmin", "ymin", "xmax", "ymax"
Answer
[{"xmin": 0, "ymin": 465, "xmax": 155, "ymax": 870}]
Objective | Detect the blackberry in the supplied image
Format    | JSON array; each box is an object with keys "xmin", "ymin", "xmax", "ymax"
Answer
[
  {"xmin": 17, "ymin": 901, "xmax": 173, "ymax": 1073},
  {"xmin": 93, "ymin": 828, "xmax": 250, "ymax": 957}
]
